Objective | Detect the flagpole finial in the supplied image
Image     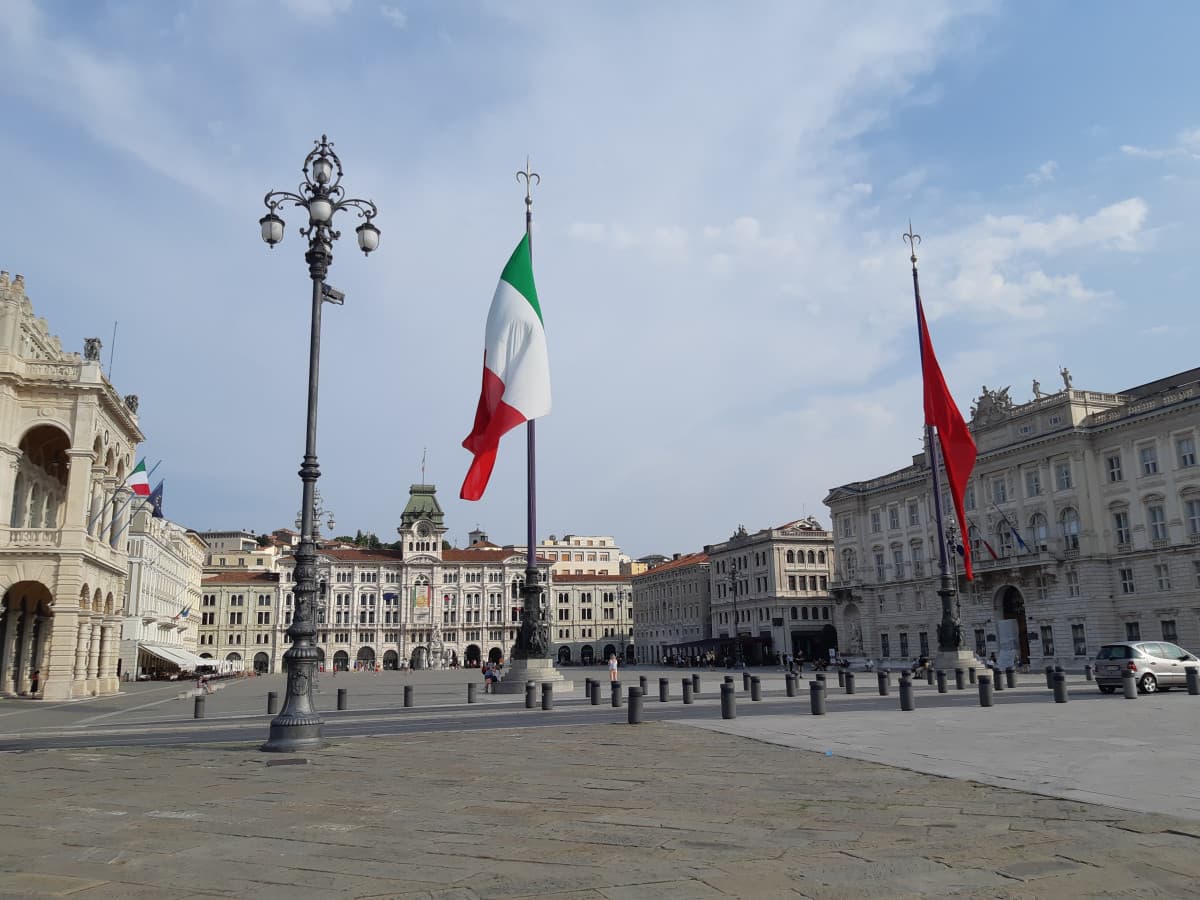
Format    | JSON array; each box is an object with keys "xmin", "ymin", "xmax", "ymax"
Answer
[
  {"xmin": 903, "ymin": 221, "xmax": 921, "ymax": 267},
  {"xmin": 516, "ymin": 157, "xmax": 540, "ymax": 211}
]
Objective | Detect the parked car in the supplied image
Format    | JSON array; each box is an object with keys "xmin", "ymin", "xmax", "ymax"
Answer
[{"xmin": 1093, "ymin": 641, "xmax": 1200, "ymax": 694}]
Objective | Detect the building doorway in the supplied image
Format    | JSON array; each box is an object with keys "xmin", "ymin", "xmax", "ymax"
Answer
[
  {"xmin": 464, "ymin": 644, "xmax": 481, "ymax": 667},
  {"xmin": 333, "ymin": 650, "xmax": 350, "ymax": 671},
  {"xmin": 409, "ymin": 647, "xmax": 428, "ymax": 670},
  {"xmin": 997, "ymin": 586, "xmax": 1030, "ymax": 668},
  {"xmin": 0, "ymin": 581, "xmax": 54, "ymax": 696},
  {"xmin": 383, "ymin": 650, "xmax": 399, "ymax": 670},
  {"xmin": 557, "ymin": 646, "xmax": 571, "ymax": 664},
  {"xmin": 580, "ymin": 644, "xmax": 594, "ymax": 665},
  {"xmin": 253, "ymin": 652, "xmax": 270, "ymax": 674}
]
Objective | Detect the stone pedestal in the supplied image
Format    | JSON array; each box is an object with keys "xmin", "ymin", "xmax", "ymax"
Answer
[
  {"xmin": 492, "ymin": 657, "xmax": 575, "ymax": 695},
  {"xmin": 934, "ymin": 648, "xmax": 982, "ymax": 678}
]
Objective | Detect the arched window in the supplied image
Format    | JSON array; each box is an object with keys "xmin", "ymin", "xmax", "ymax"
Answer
[
  {"xmin": 1060, "ymin": 508, "xmax": 1080, "ymax": 550},
  {"xmin": 1029, "ymin": 513, "xmax": 1048, "ymax": 552},
  {"xmin": 817, "ymin": 550, "xmax": 826, "ymax": 564},
  {"xmin": 786, "ymin": 550, "xmax": 795, "ymax": 564},
  {"xmin": 807, "ymin": 550, "xmax": 816, "ymax": 564}
]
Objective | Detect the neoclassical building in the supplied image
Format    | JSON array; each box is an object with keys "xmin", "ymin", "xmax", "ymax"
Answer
[
  {"xmin": 199, "ymin": 570, "xmax": 281, "ymax": 673},
  {"xmin": 549, "ymin": 573, "xmax": 633, "ymax": 665},
  {"xmin": 824, "ymin": 368, "xmax": 1200, "ymax": 669},
  {"xmin": 0, "ymin": 270, "xmax": 144, "ymax": 699},
  {"xmin": 631, "ymin": 551, "xmax": 711, "ymax": 664},
  {"xmin": 705, "ymin": 518, "xmax": 836, "ymax": 664},
  {"xmin": 121, "ymin": 507, "xmax": 208, "ymax": 678}
]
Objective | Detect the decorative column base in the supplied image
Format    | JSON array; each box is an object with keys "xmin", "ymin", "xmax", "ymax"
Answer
[
  {"xmin": 934, "ymin": 647, "xmax": 983, "ymax": 676},
  {"xmin": 491, "ymin": 658, "xmax": 575, "ymax": 695}
]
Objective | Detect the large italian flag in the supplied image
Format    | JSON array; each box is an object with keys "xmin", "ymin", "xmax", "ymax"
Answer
[
  {"xmin": 126, "ymin": 459, "xmax": 151, "ymax": 497},
  {"xmin": 460, "ymin": 235, "xmax": 551, "ymax": 501}
]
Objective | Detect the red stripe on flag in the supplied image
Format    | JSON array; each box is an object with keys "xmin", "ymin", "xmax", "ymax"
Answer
[
  {"xmin": 917, "ymin": 299, "xmax": 978, "ymax": 579},
  {"xmin": 460, "ymin": 362, "xmax": 528, "ymax": 501}
]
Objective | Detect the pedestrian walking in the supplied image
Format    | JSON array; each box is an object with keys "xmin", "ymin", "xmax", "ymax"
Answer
[{"xmin": 608, "ymin": 653, "xmax": 619, "ymax": 683}]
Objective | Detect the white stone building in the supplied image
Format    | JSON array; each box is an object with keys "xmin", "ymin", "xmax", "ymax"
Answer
[
  {"xmin": 824, "ymin": 369, "xmax": 1200, "ymax": 671},
  {"xmin": 632, "ymin": 551, "xmax": 711, "ymax": 664},
  {"xmin": 198, "ymin": 570, "xmax": 281, "ymax": 673},
  {"xmin": 121, "ymin": 506, "xmax": 208, "ymax": 678},
  {"xmin": 704, "ymin": 518, "xmax": 836, "ymax": 665},
  {"xmin": 0, "ymin": 270, "xmax": 144, "ymax": 700},
  {"xmin": 549, "ymin": 573, "xmax": 633, "ymax": 665},
  {"xmin": 538, "ymin": 534, "xmax": 623, "ymax": 576}
]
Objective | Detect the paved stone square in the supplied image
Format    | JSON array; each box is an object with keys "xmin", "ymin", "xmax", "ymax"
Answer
[{"xmin": 3, "ymin": 720, "xmax": 1200, "ymax": 899}]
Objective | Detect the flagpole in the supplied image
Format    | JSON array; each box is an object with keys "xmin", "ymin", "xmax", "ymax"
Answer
[
  {"xmin": 91, "ymin": 459, "xmax": 161, "ymax": 535},
  {"xmin": 904, "ymin": 224, "xmax": 963, "ymax": 658},
  {"xmin": 515, "ymin": 156, "xmax": 548, "ymax": 661}
]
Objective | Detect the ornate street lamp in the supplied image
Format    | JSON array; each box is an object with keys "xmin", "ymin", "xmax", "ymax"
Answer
[
  {"xmin": 728, "ymin": 564, "xmax": 744, "ymax": 669},
  {"xmin": 260, "ymin": 135, "xmax": 380, "ymax": 752}
]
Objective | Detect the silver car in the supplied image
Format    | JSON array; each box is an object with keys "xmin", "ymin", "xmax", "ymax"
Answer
[{"xmin": 1094, "ymin": 641, "xmax": 1200, "ymax": 694}]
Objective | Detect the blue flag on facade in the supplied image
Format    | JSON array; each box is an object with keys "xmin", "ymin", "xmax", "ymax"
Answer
[{"xmin": 149, "ymin": 480, "xmax": 165, "ymax": 519}]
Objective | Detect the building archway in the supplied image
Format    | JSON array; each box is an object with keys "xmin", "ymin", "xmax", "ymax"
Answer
[
  {"xmin": 409, "ymin": 646, "xmax": 428, "ymax": 670},
  {"xmin": 624, "ymin": 645, "xmax": 635, "ymax": 663},
  {"xmin": 580, "ymin": 644, "xmax": 594, "ymax": 665},
  {"xmin": 603, "ymin": 643, "xmax": 617, "ymax": 661},
  {"xmin": 333, "ymin": 650, "xmax": 350, "ymax": 671},
  {"xmin": 225, "ymin": 652, "xmax": 243, "ymax": 670},
  {"xmin": 383, "ymin": 649, "xmax": 399, "ymax": 670},
  {"xmin": 487, "ymin": 646, "xmax": 503, "ymax": 664},
  {"xmin": 356, "ymin": 646, "xmax": 376, "ymax": 670},
  {"xmin": 996, "ymin": 585, "xmax": 1030, "ymax": 667},
  {"xmin": 253, "ymin": 652, "xmax": 270, "ymax": 674},
  {"xmin": 557, "ymin": 646, "xmax": 571, "ymax": 664},
  {"xmin": 465, "ymin": 644, "xmax": 482, "ymax": 666},
  {"xmin": 11, "ymin": 425, "xmax": 70, "ymax": 531},
  {"xmin": 0, "ymin": 580, "xmax": 55, "ymax": 695}
]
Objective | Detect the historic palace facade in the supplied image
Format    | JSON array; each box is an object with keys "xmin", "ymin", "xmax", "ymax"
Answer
[
  {"xmin": 825, "ymin": 369, "xmax": 1200, "ymax": 669},
  {"xmin": 0, "ymin": 271, "xmax": 144, "ymax": 699}
]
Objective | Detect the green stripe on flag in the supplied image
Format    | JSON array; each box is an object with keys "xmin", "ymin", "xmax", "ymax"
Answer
[{"xmin": 499, "ymin": 235, "xmax": 542, "ymax": 324}]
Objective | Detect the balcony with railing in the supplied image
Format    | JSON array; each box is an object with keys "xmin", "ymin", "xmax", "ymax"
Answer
[{"xmin": 4, "ymin": 527, "xmax": 63, "ymax": 548}]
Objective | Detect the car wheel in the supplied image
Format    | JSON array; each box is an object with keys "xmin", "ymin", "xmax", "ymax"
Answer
[
  {"xmin": 1099, "ymin": 685, "xmax": 1116, "ymax": 694},
  {"xmin": 1138, "ymin": 673, "xmax": 1158, "ymax": 694}
]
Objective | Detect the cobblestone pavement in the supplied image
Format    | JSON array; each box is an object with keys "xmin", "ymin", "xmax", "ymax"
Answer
[{"xmin": 2, "ymin": 723, "xmax": 1199, "ymax": 899}]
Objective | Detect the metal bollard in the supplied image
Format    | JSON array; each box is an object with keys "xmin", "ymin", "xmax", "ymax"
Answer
[
  {"xmin": 639, "ymin": 675, "xmax": 648, "ymax": 696},
  {"xmin": 1045, "ymin": 665, "xmax": 1055, "ymax": 689},
  {"xmin": 467, "ymin": 682, "xmax": 477, "ymax": 703},
  {"xmin": 1052, "ymin": 672, "xmax": 1068, "ymax": 703},
  {"xmin": 525, "ymin": 682, "xmax": 537, "ymax": 709},
  {"xmin": 1055, "ymin": 665, "xmax": 1064, "ymax": 674},
  {"xmin": 541, "ymin": 683, "xmax": 554, "ymax": 710},
  {"xmin": 337, "ymin": 688, "xmax": 348, "ymax": 710},
  {"xmin": 925, "ymin": 668, "xmax": 934, "ymax": 686},
  {"xmin": 611, "ymin": 681, "xmax": 622, "ymax": 707},
  {"xmin": 1186, "ymin": 666, "xmax": 1199, "ymax": 695},
  {"xmin": 1084, "ymin": 665, "xmax": 1093, "ymax": 682},
  {"xmin": 899, "ymin": 675, "xmax": 915, "ymax": 711},
  {"xmin": 837, "ymin": 669, "xmax": 845, "ymax": 688},
  {"xmin": 954, "ymin": 669, "xmax": 965, "ymax": 690},
  {"xmin": 585, "ymin": 677, "xmax": 593, "ymax": 696},
  {"xmin": 786, "ymin": 674, "xmax": 797, "ymax": 697},
  {"xmin": 809, "ymin": 680, "xmax": 826, "ymax": 715},
  {"xmin": 877, "ymin": 670, "xmax": 890, "ymax": 696},
  {"xmin": 743, "ymin": 672, "xmax": 752, "ymax": 692},
  {"xmin": 404, "ymin": 684, "xmax": 414, "ymax": 707},
  {"xmin": 590, "ymin": 680, "xmax": 601, "ymax": 705},
  {"xmin": 682, "ymin": 679, "xmax": 693, "ymax": 704},
  {"xmin": 724, "ymin": 675, "xmax": 734, "ymax": 689},
  {"xmin": 844, "ymin": 671, "xmax": 856, "ymax": 694},
  {"xmin": 659, "ymin": 677, "xmax": 669, "ymax": 702},
  {"xmin": 194, "ymin": 695, "xmax": 205, "ymax": 719},
  {"xmin": 816, "ymin": 673, "xmax": 826, "ymax": 687},
  {"xmin": 1122, "ymin": 670, "xmax": 1137, "ymax": 699},
  {"xmin": 968, "ymin": 667, "xmax": 977, "ymax": 685},
  {"xmin": 993, "ymin": 668, "xmax": 1005, "ymax": 691},
  {"xmin": 692, "ymin": 673, "xmax": 701, "ymax": 694},
  {"xmin": 978, "ymin": 674, "xmax": 993, "ymax": 707},
  {"xmin": 750, "ymin": 676, "xmax": 762, "ymax": 701},
  {"xmin": 721, "ymin": 682, "xmax": 737, "ymax": 719},
  {"xmin": 628, "ymin": 687, "xmax": 643, "ymax": 724},
  {"xmin": 1005, "ymin": 667, "xmax": 1016, "ymax": 689},
  {"xmin": 267, "ymin": 691, "xmax": 279, "ymax": 715},
  {"xmin": 936, "ymin": 670, "xmax": 947, "ymax": 693}
]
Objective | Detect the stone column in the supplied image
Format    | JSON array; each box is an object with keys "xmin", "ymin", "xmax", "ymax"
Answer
[
  {"xmin": 27, "ymin": 616, "xmax": 49, "ymax": 696},
  {"xmin": 0, "ymin": 610, "xmax": 21, "ymax": 694},
  {"xmin": 14, "ymin": 608, "xmax": 34, "ymax": 694},
  {"xmin": 62, "ymin": 449, "xmax": 97, "ymax": 536},
  {"xmin": 73, "ymin": 620, "xmax": 91, "ymax": 698},
  {"xmin": 86, "ymin": 623, "xmax": 102, "ymax": 694},
  {"xmin": 0, "ymin": 447, "xmax": 21, "ymax": 528},
  {"xmin": 98, "ymin": 623, "xmax": 119, "ymax": 694},
  {"xmin": 41, "ymin": 614, "xmax": 78, "ymax": 702}
]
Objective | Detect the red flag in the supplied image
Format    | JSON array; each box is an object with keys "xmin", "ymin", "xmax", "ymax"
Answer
[{"xmin": 917, "ymin": 298, "xmax": 978, "ymax": 579}]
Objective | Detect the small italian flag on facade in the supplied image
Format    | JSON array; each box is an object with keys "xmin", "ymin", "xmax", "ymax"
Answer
[
  {"xmin": 127, "ymin": 459, "xmax": 151, "ymax": 497},
  {"xmin": 460, "ymin": 235, "xmax": 551, "ymax": 501}
]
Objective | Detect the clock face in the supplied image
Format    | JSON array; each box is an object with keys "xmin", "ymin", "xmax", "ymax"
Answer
[{"xmin": 416, "ymin": 523, "xmax": 431, "ymax": 538}]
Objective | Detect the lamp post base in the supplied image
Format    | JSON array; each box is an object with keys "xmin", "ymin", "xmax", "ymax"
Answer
[
  {"xmin": 261, "ymin": 714, "xmax": 325, "ymax": 752},
  {"xmin": 491, "ymin": 658, "xmax": 575, "ymax": 695},
  {"xmin": 933, "ymin": 647, "xmax": 982, "ymax": 678}
]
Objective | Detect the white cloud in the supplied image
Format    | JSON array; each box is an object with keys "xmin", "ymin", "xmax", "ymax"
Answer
[
  {"xmin": 1024, "ymin": 160, "xmax": 1057, "ymax": 185},
  {"xmin": 281, "ymin": 0, "xmax": 353, "ymax": 21},
  {"xmin": 1121, "ymin": 126, "xmax": 1200, "ymax": 161},
  {"xmin": 1140, "ymin": 324, "xmax": 1171, "ymax": 337},
  {"xmin": 380, "ymin": 5, "xmax": 406, "ymax": 28}
]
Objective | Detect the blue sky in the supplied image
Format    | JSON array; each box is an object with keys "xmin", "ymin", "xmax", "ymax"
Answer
[{"xmin": 1, "ymin": 1, "xmax": 1197, "ymax": 558}]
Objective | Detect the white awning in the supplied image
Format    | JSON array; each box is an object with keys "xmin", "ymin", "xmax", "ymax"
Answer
[{"xmin": 138, "ymin": 643, "xmax": 204, "ymax": 671}]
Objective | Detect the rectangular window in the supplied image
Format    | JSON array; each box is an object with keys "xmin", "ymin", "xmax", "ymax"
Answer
[
  {"xmin": 1114, "ymin": 511, "xmax": 1131, "ymax": 546},
  {"xmin": 1106, "ymin": 454, "xmax": 1123, "ymax": 482},
  {"xmin": 965, "ymin": 485, "xmax": 976, "ymax": 511},
  {"xmin": 1055, "ymin": 461, "xmax": 1073, "ymax": 490},
  {"xmin": 1155, "ymin": 563, "xmax": 1171, "ymax": 591},
  {"xmin": 892, "ymin": 549, "xmax": 905, "ymax": 580},
  {"xmin": 1066, "ymin": 569, "xmax": 1080, "ymax": 597},
  {"xmin": 1149, "ymin": 504, "xmax": 1168, "ymax": 541},
  {"xmin": 911, "ymin": 545, "xmax": 924, "ymax": 577},
  {"xmin": 992, "ymin": 477, "xmax": 1007, "ymax": 503},
  {"xmin": 888, "ymin": 507, "xmax": 900, "ymax": 530},
  {"xmin": 1040, "ymin": 625, "xmax": 1055, "ymax": 656},
  {"xmin": 1187, "ymin": 499, "xmax": 1200, "ymax": 536},
  {"xmin": 880, "ymin": 634, "xmax": 890, "ymax": 658},
  {"xmin": 974, "ymin": 628, "xmax": 986, "ymax": 658},
  {"xmin": 841, "ymin": 517, "xmax": 853, "ymax": 538},
  {"xmin": 1125, "ymin": 621, "xmax": 1141, "ymax": 641},
  {"xmin": 899, "ymin": 633, "xmax": 909, "ymax": 658},
  {"xmin": 787, "ymin": 575, "xmax": 797, "ymax": 591},
  {"xmin": 1025, "ymin": 469, "xmax": 1041, "ymax": 497},
  {"xmin": 257, "ymin": 611, "xmax": 270, "ymax": 625},
  {"xmin": 870, "ymin": 510, "xmax": 881, "ymax": 533},
  {"xmin": 1140, "ymin": 445, "xmax": 1159, "ymax": 476},
  {"xmin": 1120, "ymin": 567, "xmax": 1135, "ymax": 594},
  {"xmin": 908, "ymin": 502, "xmax": 920, "ymax": 526},
  {"xmin": 1178, "ymin": 436, "xmax": 1197, "ymax": 468},
  {"xmin": 918, "ymin": 632, "xmax": 929, "ymax": 656},
  {"xmin": 1162, "ymin": 619, "xmax": 1178, "ymax": 642},
  {"xmin": 1195, "ymin": 560, "xmax": 1200, "ymax": 588},
  {"xmin": 1071, "ymin": 623, "xmax": 1087, "ymax": 656},
  {"xmin": 875, "ymin": 553, "xmax": 885, "ymax": 581}
]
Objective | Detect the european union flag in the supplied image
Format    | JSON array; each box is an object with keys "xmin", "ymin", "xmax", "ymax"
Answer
[{"xmin": 148, "ymin": 480, "xmax": 165, "ymax": 519}]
